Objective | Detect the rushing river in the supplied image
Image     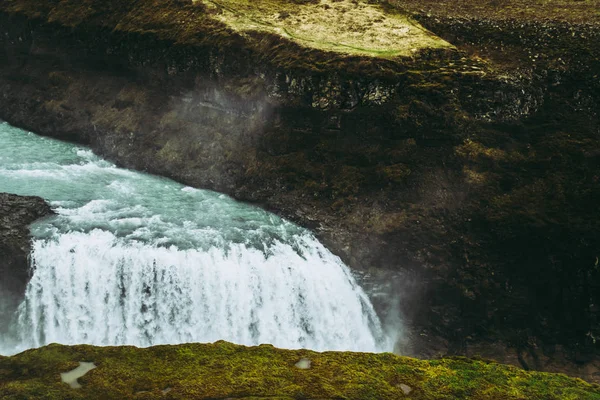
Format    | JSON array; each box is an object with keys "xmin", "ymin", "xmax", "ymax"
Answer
[{"xmin": 0, "ymin": 122, "xmax": 390, "ymax": 355}]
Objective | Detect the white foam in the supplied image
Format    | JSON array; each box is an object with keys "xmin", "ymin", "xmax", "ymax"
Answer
[
  {"xmin": 17, "ymin": 230, "xmax": 388, "ymax": 352},
  {"xmin": 60, "ymin": 362, "xmax": 97, "ymax": 389}
]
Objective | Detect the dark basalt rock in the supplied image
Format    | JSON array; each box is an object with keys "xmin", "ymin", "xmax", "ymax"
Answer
[{"xmin": 0, "ymin": 193, "xmax": 54, "ymax": 329}]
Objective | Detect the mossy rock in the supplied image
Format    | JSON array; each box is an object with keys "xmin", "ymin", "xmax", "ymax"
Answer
[{"xmin": 1, "ymin": 341, "xmax": 600, "ymax": 399}]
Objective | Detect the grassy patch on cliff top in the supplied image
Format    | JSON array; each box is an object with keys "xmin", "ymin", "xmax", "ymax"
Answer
[
  {"xmin": 0, "ymin": 0, "xmax": 454, "ymax": 75},
  {"xmin": 1, "ymin": 341, "xmax": 600, "ymax": 399},
  {"xmin": 199, "ymin": 0, "xmax": 452, "ymax": 57}
]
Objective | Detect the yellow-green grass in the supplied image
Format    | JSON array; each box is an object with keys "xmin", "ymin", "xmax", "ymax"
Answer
[
  {"xmin": 1, "ymin": 341, "xmax": 599, "ymax": 399},
  {"xmin": 1, "ymin": 0, "xmax": 452, "ymax": 69},
  {"xmin": 200, "ymin": 0, "xmax": 452, "ymax": 57}
]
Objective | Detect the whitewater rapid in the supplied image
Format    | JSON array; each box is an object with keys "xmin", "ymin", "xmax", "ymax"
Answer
[{"xmin": 0, "ymin": 122, "xmax": 390, "ymax": 354}]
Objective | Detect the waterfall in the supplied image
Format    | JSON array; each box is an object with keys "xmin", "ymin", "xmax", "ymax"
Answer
[
  {"xmin": 0, "ymin": 122, "xmax": 391, "ymax": 354},
  {"xmin": 17, "ymin": 230, "xmax": 385, "ymax": 352}
]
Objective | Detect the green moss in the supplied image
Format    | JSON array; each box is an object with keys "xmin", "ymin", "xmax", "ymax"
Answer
[
  {"xmin": 378, "ymin": 163, "xmax": 411, "ymax": 183},
  {"xmin": 0, "ymin": 342, "xmax": 599, "ymax": 399}
]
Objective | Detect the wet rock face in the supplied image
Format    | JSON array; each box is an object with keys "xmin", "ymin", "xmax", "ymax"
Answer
[
  {"xmin": 0, "ymin": 193, "xmax": 53, "ymax": 291},
  {"xmin": 0, "ymin": 193, "xmax": 53, "ymax": 326}
]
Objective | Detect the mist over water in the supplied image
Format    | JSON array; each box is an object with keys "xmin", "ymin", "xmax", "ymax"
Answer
[{"xmin": 0, "ymin": 122, "xmax": 390, "ymax": 354}]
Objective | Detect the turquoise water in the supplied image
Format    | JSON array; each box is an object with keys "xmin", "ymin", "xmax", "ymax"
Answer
[{"xmin": 0, "ymin": 122, "xmax": 303, "ymax": 251}]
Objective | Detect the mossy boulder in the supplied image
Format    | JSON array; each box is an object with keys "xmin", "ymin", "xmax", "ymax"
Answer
[{"xmin": 1, "ymin": 341, "xmax": 599, "ymax": 399}]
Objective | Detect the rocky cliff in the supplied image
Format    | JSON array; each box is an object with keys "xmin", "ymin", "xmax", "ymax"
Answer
[
  {"xmin": 0, "ymin": 0, "xmax": 599, "ymax": 382},
  {"xmin": 0, "ymin": 193, "xmax": 53, "ymax": 335}
]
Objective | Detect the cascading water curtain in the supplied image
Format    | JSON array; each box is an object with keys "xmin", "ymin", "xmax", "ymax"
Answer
[
  {"xmin": 18, "ymin": 231, "xmax": 388, "ymax": 352},
  {"xmin": 0, "ymin": 122, "xmax": 391, "ymax": 354}
]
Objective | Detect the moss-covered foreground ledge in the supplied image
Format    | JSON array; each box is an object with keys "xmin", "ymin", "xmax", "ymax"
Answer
[
  {"xmin": 1, "ymin": 342, "xmax": 599, "ymax": 400},
  {"xmin": 1, "ymin": 0, "xmax": 599, "ymax": 384}
]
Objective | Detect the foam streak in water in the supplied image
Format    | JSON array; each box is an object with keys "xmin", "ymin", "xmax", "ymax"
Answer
[{"xmin": 18, "ymin": 230, "xmax": 386, "ymax": 352}]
